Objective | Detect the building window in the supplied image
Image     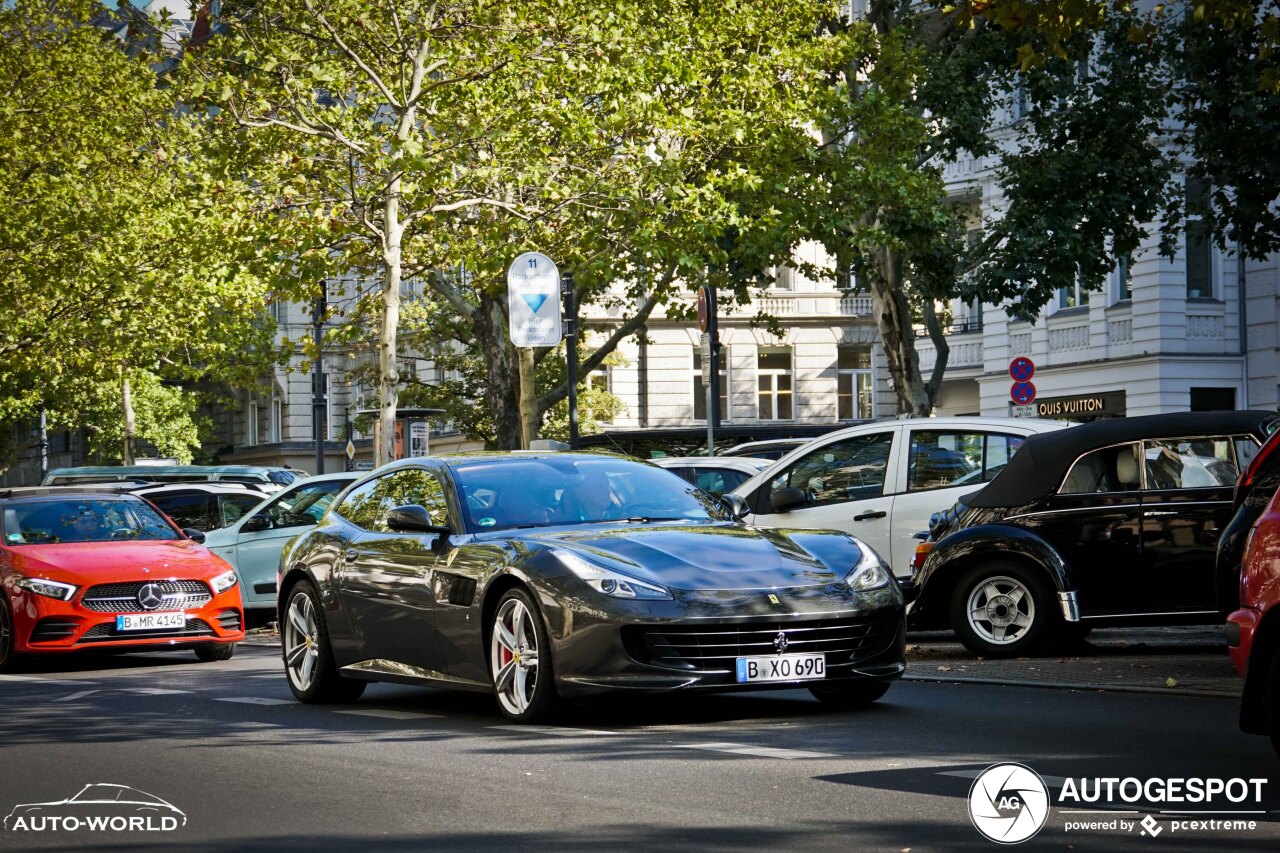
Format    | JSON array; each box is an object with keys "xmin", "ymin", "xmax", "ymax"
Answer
[
  {"xmin": 771, "ymin": 266, "xmax": 795, "ymax": 291},
  {"xmin": 1114, "ymin": 253, "xmax": 1133, "ymax": 302},
  {"xmin": 586, "ymin": 367, "xmax": 614, "ymax": 425},
  {"xmin": 1186, "ymin": 176, "xmax": 1214, "ymax": 299},
  {"xmin": 1056, "ymin": 276, "xmax": 1083, "ymax": 310},
  {"xmin": 837, "ymin": 346, "xmax": 873, "ymax": 420},
  {"xmin": 246, "ymin": 400, "xmax": 259, "ymax": 447},
  {"xmin": 1189, "ymin": 387, "xmax": 1235, "ymax": 412},
  {"xmin": 693, "ymin": 348, "xmax": 729, "ymax": 422},
  {"xmin": 269, "ymin": 395, "xmax": 283, "ymax": 443},
  {"xmin": 323, "ymin": 374, "xmax": 335, "ymax": 441},
  {"xmin": 757, "ymin": 347, "xmax": 793, "ymax": 421}
]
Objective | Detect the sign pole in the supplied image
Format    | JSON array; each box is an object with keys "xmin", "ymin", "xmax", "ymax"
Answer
[
  {"xmin": 312, "ymin": 290, "xmax": 327, "ymax": 475},
  {"xmin": 708, "ymin": 283, "xmax": 720, "ymax": 457},
  {"xmin": 563, "ymin": 271, "xmax": 579, "ymax": 450}
]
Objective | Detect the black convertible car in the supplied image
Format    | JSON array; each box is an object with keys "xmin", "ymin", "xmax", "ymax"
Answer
[
  {"xmin": 909, "ymin": 411, "xmax": 1276, "ymax": 657},
  {"xmin": 277, "ymin": 453, "xmax": 905, "ymax": 722}
]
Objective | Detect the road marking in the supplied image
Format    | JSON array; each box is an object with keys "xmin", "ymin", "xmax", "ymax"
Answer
[
  {"xmin": 124, "ymin": 688, "xmax": 191, "ymax": 695},
  {"xmin": 488, "ymin": 725, "xmax": 622, "ymax": 737},
  {"xmin": 54, "ymin": 690, "xmax": 100, "ymax": 703},
  {"xmin": 675, "ymin": 742, "xmax": 836, "ymax": 760},
  {"xmin": 215, "ymin": 697, "xmax": 293, "ymax": 706},
  {"xmin": 0, "ymin": 674, "xmax": 90, "ymax": 686},
  {"xmin": 937, "ymin": 769, "xmax": 1069, "ymax": 787},
  {"xmin": 336, "ymin": 709, "xmax": 442, "ymax": 721}
]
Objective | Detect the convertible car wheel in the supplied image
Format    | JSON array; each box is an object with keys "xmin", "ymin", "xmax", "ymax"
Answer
[
  {"xmin": 489, "ymin": 588, "xmax": 558, "ymax": 723},
  {"xmin": 808, "ymin": 680, "xmax": 890, "ymax": 709},
  {"xmin": 283, "ymin": 582, "xmax": 366, "ymax": 704},
  {"xmin": 950, "ymin": 562, "xmax": 1051, "ymax": 657}
]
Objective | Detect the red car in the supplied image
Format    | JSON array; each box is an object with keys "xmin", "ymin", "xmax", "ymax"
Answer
[
  {"xmin": 1228, "ymin": 484, "xmax": 1280, "ymax": 755},
  {"xmin": 0, "ymin": 489, "xmax": 244, "ymax": 669}
]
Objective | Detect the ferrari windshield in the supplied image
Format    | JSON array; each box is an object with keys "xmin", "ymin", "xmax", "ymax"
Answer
[
  {"xmin": 453, "ymin": 456, "xmax": 726, "ymax": 532},
  {"xmin": 2, "ymin": 498, "xmax": 179, "ymax": 545}
]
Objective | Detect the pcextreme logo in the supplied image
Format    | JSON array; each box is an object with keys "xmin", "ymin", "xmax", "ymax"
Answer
[
  {"xmin": 4, "ymin": 784, "xmax": 186, "ymax": 833},
  {"xmin": 968, "ymin": 763, "xmax": 1051, "ymax": 844}
]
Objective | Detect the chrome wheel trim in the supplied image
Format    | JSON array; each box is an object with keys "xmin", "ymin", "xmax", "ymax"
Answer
[
  {"xmin": 966, "ymin": 575, "xmax": 1035, "ymax": 645},
  {"xmin": 283, "ymin": 591, "xmax": 320, "ymax": 691},
  {"xmin": 490, "ymin": 597, "xmax": 539, "ymax": 716}
]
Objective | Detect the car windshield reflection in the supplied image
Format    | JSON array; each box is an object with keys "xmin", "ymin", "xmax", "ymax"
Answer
[{"xmin": 454, "ymin": 457, "xmax": 726, "ymax": 532}]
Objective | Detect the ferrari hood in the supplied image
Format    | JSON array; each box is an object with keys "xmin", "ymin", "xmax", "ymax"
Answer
[{"xmin": 527, "ymin": 522, "xmax": 863, "ymax": 591}]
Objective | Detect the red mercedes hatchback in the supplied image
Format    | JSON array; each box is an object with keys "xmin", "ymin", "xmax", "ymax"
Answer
[
  {"xmin": 0, "ymin": 489, "xmax": 244, "ymax": 669},
  {"xmin": 1228, "ymin": 484, "xmax": 1280, "ymax": 756}
]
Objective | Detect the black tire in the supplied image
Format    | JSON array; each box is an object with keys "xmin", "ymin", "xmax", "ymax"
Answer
[
  {"xmin": 0, "ymin": 595, "xmax": 21, "ymax": 673},
  {"xmin": 488, "ymin": 587, "xmax": 559, "ymax": 723},
  {"xmin": 281, "ymin": 581, "xmax": 366, "ymax": 704},
  {"xmin": 194, "ymin": 642, "xmax": 236, "ymax": 663},
  {"xmin": 950, "ymin": 561, "xmax": 1054, "ymax": 658},
  {"xmin": 1268, "ymin": 649, "xmax": 1280, "ymax": 761},
  {"xmin": 808, "ymin": 680, "xmax": 890, "ymax": 709}
]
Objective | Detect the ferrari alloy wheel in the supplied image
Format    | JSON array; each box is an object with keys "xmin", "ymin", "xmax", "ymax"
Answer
[
  {"xmin": 950, "ymin": 562, "xmax": 1052, "ymax": 658},
  {"xmin": 282, "ymin": 582, "xmax": 365, "ymax": 704},
  {"xmin": 489, "ymin": 588, "xmax": 558, "ymax": 723}
]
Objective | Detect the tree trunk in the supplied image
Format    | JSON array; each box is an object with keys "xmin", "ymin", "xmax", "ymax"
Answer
[
  {"xmin": 868, "ymin": 247, "xmax": 932, "ymax": 416},
  {"xmin": 377, "ymin": 188, "xmax": 402, "ymax": 466},
  {"xmin": 473, "ymin": 291, "xmax": 524, "ymax": 449},
  {"xmin": 518, "ymin": 347, "xmax": 538, "ymax": 448},
  {"xmin": 121, "ymin": 369, "xmax": 136, "ymax": 465}
]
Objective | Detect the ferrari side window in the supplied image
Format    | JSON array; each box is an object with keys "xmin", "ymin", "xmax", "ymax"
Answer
[
  {"xmin": 334, "ymin": 478, "xmax": 389, "ymax": 530},
  {"xmin": 379, "ymin": 469, "xmax": 450, "ymax": 529}
]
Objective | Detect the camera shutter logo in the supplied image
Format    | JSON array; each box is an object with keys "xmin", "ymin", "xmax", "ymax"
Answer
[{"xmin": 968, "ymin": 763, "xmax": 1050, "ymax": 844}]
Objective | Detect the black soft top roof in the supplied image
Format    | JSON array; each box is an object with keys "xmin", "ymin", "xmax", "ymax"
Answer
[{"xmin": 967, "ymin": 410, "xmax": 1277, "ymax": 509}]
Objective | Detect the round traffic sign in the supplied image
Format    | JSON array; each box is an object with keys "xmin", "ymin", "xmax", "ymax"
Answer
[
  {"xmin": 1009, "ymin": 357, "xmax": 1035, "ymax": 382},
  {"xmin": 696, "ymin": 286, "xmax": 710, "ymax": 333},
  {"xmin": 1010, "ymin": 381, "xmax": 1037, "ymax": 406}
]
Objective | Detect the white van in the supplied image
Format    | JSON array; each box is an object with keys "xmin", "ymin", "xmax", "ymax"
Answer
[{"xmin": 730, "ymin": 416, "xmax": 1071, "ymax": 576}]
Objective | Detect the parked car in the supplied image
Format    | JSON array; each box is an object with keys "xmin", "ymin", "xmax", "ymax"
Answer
[
  {"xmin": 652, "ymin": 456, "xmax": 769, "ymax": 496},
  {"xmin": 277, "ymin": 453, "xmax": 905, "ymax": 722},
  {"xmin": 911, "ymin": 411, "xmax": 1274, "ymax": 657},
  {"xmin": 203, "ymin": 473, "xmax": 358, "ymax": 611},
  {"xmin": 1215, "ymin": 427, "xmax": 1280, "ymax": 618},
  {"xmin": 130, "ymin": 483, "xmax": 270, "ymax": 533},
  {"xmin": 0, "ymin": 488, "xmax": 244, "ymax": 670},
  {"xmin": 577, "ymin": 423, "xmax": 850, "ymax": 459},
  {"xmin": 42, "ymin": 464, "xmax": 301, "ymax": 490},
  {"xmin": 1228, "ymin": 484, "xmax": 1280, "ymax": 757},
  {"xmin": 721, "ymin": 438, "xmax": 812, "ymax": 460},
  {"xmin": 731, "ymin": 416, "xmax": 1070, "ymax": 576}
]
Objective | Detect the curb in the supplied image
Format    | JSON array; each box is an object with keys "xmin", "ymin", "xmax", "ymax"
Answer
[{"xmin": 904, "ymin": 672, "xmax": 1238, "ymax": 700}]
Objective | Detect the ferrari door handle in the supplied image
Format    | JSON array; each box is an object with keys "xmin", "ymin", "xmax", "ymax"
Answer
[
  {"xmin": 854, "ymin": 510, "xmax": 888, "ymax": 521},
  {"xmin": 1143, "ymin": 511, "xmax": 1177, "ymax": 517},
  {"xmin": 344, "ymin": 549, "xmax": 359, "ymax": 560}
]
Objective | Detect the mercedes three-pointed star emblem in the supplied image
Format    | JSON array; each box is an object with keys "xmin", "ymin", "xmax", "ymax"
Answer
[{"xmin": 136, "ymin": 583, "xmax": 165, "ymax": 611}]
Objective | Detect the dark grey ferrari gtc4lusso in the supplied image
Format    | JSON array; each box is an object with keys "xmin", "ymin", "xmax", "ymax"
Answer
[{"xmin": 276, "ymin": 452, "xmax": 906, "ymax": 722}]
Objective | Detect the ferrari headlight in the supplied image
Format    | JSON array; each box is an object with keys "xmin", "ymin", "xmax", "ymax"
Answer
[
  {"xmin": 845, "ymin": 547, "xmax": 891, "ymax": 592},
  {"xmin": 553, "ymin": 549, "xmax": 672, "ymax": 601},
  {"xmin": 15, "ymin": 576, "xmax": 77, "ymax": 601},
  {"xmin": 210, "ymin": 570, "xmax": 239, "ymax": 595}
]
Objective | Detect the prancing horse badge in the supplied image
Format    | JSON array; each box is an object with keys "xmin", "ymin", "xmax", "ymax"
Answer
[{"xmin": 767, "ymin": 593, "xmax": 781, "ymax": 605}]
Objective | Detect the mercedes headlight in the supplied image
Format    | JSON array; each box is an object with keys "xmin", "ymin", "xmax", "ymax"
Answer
[
  {"xmin": 845, "ymin": 547, "xmax": 891, "ymax": 592},
  {"xmin": 553, "ymin": 549, "xmax": 672, "ymax": 601},
  {"xmin": 15, "ymin": 576, "xmax": 77, "ymax": 601},
  {"xmin": 211, "ymin": 570, "xmax": 239, "ymax": 595}
]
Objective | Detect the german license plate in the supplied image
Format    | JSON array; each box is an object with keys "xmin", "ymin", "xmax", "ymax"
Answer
[
  {"xmin": 735, "ymin": 653, "xmax": 826, "ymax": 683},
  {"xmin": 116, "ymin": 612, "xmax": 185, "ymax": 631}
]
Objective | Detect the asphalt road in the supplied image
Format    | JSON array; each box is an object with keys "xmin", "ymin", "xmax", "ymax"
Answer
[{"xmin": 0, "ymin": 645, "xmax": 1277, "ymax": 852}]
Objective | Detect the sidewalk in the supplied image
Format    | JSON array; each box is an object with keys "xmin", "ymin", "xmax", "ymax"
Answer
[{"xmin": 905, "ymin": 626, "xmax": 1241, "ymax": 698}]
